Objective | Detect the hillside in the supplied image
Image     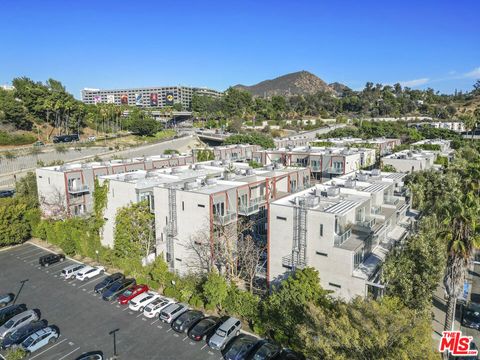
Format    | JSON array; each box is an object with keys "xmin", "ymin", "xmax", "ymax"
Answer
[
  {"xmin": 233, "ymin": 70, "xmax": 335, "ymax": 97},
  {"xmin": 329, "ymin": 82, "xmax": 352, "ymax": 96}
]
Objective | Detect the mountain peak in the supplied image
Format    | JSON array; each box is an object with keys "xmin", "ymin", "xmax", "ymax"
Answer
[{"xmin": 233, "ymin": 71, "xmax": 334, "ymax": 97}]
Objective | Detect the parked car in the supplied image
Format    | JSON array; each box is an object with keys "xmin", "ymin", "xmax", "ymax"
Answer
[
  {"xmin": 247, "ymin": 340, "xmax": 281, "ymax": 360},
  {"xmin": 462, "ymin": 302, "xmax": 480, "ymax": 330},
  {"xmin": 21, "ymin": 326, "xmax": 59, "ymax": 354},
  {"xmin": 117, "ymin": 284, "xmax": 149, "ymax": 305},
  {"xmin": 39, "ymin": 253, "xmax": 65, "ymax": 267},
  {"xmin": 61, "ymin": 264, "xmax": 85, "ymax": 279},
  {"xmin": 1, "ymin": 319, "xmax": 48, "ymax": 350},
  {"xmin": 52, "ymin": 134, "xmax": 79, "ymax": 143},
  {"xmin": 33, "ymin": 141, "xmax": 45, "ymax": 147},
  {"xmin": 143, "ymin": 297, "xmax": 174, "ymax": 318},
  {"xmin": 159, "ymin": 303, "xmax": 189, "ymax": 324},
  {"xmin": 94, "ymin": 273, "xmax": 124, "ymax": 294},
  {"xmin": 0, "ymin": 304, "xmax": 27, "ymax": 327},
  {"xmin": 208, "ymin": 317, "xmax": 242, "ymax": 351},
  {"xmin": 75, "ymin": 351, "xmax": 104, "ymax": 360},
  {"xmin": 128, "ymin": 291, "xmax": 159, "ymax": 312},
  {"xmin": 76, "ymin": 266, "xmax": 105, "ymax": 281},
  {"xmin": 87, "ymin": 136, "xmax": 96, "ymax": 142},
  {"xmin": 171, "ymin": 310, "xmax": 204, "ymax": 333},
  {"xmin": 0, "ymin": 309, "xmax": 39, "ymax": 339},
  {"xmin": 0, "ymin": 190, "xmax": 15, "ymax": 198},
  {"xmin": 224, "ymin": 334, "xmax": 259, "ymax": 360},
  {"xmin": 273, "ymin": 349, "xmax": 306, "ymax": 360},
  {"xmin": 0, "ymin": 293, "xmax": 14, "ymax": 308},
  {"xmin": 102, "ymin": 278, "xmax": 136, "ymax": 301},
  {"xmin": 188, "ymin": 316, "xmax": 224, "ymax": 342}
]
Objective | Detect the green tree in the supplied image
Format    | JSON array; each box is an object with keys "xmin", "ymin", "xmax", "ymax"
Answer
[
  {"xmin": 114, "ymin": 201, "xmax": 155, "ymax": 259},
  {"xmin": 202, "ymin": 271, "xmax": 228, "ymax": 310},
  {"xmin": 4, "ymin": 347, "xmax": 27, "ymax": 360},
  {"xmin": 0, "ymin": 198, "xmax": 32, "ymax": 247},
  {"xmin": 15, "ymin": 172, "xmax": 38, "ymax": 207}
]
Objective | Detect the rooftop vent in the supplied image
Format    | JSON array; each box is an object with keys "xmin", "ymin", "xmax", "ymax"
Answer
[
  {"xmin": 184, "ymin": 181, "xmax": 199, "ymax": 190},
  {"xmin": 326, "ymin": 187, "xmax": 340, "ymax": 197},
  {"xmin": 206, "ymin": 178, "xmax": 217, "ymax": 185},
  {"xmin": 371, "ymin": 169, "xmax": 381, "ymax": 176}
]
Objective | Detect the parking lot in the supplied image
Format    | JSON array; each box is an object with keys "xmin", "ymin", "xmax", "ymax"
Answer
[{"xmin": 0, "ymin": 243, "xmax": 224, "ymax": 360}]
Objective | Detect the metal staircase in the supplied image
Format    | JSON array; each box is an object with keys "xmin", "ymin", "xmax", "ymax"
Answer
[
  {"xmin": 166, "ymin": 187, "xmax": 177, "ymax": 269},
  {"xmin": 283, "ymin": 197, "xmax": 308, "ymax": 269}
]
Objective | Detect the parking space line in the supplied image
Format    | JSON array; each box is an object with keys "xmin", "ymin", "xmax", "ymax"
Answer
[
  {"xmin": 13, "ymin": 247, "xmax": 41, "ymax": 257},
  {"xmin": 151, "ymin": 319, "xmax": 159, "ymax": 325},
  {"xmin": 122, "ymin": 307, "xmax": 129, "ymax": 311},
  {"xmin": 19, "ymin": 251, "xmax": 48, "ymax": 260},
  {"xmin": 201, "ymin": 344, "xmax": 208, "ymax": 350},
  {"xmin": 29, "ymin": 338, "xmax": 67, "ymax": 359},
  {"xmin": 57, "ymin": 346, "xmax": 81, "ymax": 360},
  {"xmin": 167, "ymin": 328, "xmax": 172, "ymax": 333},
  {"xmin": 182, "ymin": 336, "xmax": 188, "ymax": 341},
  {"xmin": 43, "ymin": 261, "xmax": 71, "ymax": 271},
  {"xmin": 78, "ymin": 276, "xmax": 106, "ymax": 289},
  {"xmin": 136, "ymin": 313, "xmax": 143, "ymax": 318}
]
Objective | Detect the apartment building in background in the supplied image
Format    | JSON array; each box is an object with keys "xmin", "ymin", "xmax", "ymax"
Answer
[
  {"xmin": 268, "ymin": 169, "xmax": 413, "ymax": 300},
  {"xmin": 192, "ymin": 144, "xmax": 260, "ymax": 162},
  {"xmin": 252, "ymin": 146, "xmax": 376, "ymax": 182},
  {"xmin": 324, "ymin": 137, "xmax": 401, "ymax": 156},
  {"xmin": 381, "ymin": 149, "xmax": 436, "ymax": 173},
  {"xmin": 81, "ymin": 86, "xmax": 222, "ymax": 110}
]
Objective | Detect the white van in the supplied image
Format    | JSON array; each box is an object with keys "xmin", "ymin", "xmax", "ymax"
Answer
[{"xmin": 60, "ymin": 264, "xmax": 85, "ymax": 279}]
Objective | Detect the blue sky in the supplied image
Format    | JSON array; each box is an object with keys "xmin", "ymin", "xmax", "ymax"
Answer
[{"xmin": 1, "ymin": 0, "xmax": 479, "ymax": 97}]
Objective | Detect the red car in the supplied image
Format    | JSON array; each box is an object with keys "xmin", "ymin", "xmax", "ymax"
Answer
[{"xmin": 117, "ymin": 284, "xmax": 149, "ymax": 305}]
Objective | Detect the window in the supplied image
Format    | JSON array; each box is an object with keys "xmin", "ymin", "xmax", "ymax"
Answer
[
  {"xmin": 319, "ymin": 224, "xmax": 323, "ymax": 237},
  {"xmin": 316, "ymin": 251, "xmax": 328, "ymax": 257},
  {"xmin": 182, "ymin": 201, "xmax": 184, "ymax": 211},
  {"xmin": 276, "ymin": 216, "xmax": 287, "ymax": 221},
  {"xmin": 329, "ymin": 282, "xmax": 341, "ymax": 289},
  {"xmin": 197, "ymin": 204, "xmax": 205, "ymax": 208},
  {"xmin": 175, "ymin": 258, "xmax": 182, "ymax": 262}
]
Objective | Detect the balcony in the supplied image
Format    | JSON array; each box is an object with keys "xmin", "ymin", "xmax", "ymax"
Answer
[
  {"xmin": 238, "ymin": 197, "xmax": 266, "ymax": 216},
  {"xmin": 328, "ymin": 167, "xmax": 344, "ymax": 175},
  {"xmin": 310, "ymin": 164, "xmax": 321, "ymax": 171},
  {"xmin": 281, "ymin": 254, "xmax": 307, "ymax": 269},
  {"xmin": 384, "ymin": 196, "xmax": 399, "ymax": 206},
  {"xmin": 68, "ymin": 184, "xmax": 89, "ymax": 194},
  {"xmin": 255, "ymin": 265, "xmax": 267, "ymax": 278},
  {"xmin": 213, "ymin": 211, "xmax": 237, "ymax": 225},
  {"xmin": 334, "ymin": 228, "xmax": 352, "ymax": 247},
  {"xmin": 371, "ymin": 207, "xmax": 381, "ymax": 215},
  {"xmin": 355, "ymin": 217, "xmax": 376, "ymax": 230}
]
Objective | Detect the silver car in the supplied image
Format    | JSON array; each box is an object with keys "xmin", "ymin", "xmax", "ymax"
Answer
[
  {"xmin": 208, "ymin": 317, "xmax": 241, "ymax": 351},
  {"xmin": 0, "ymin": 309, "xmax": 39, "ymax": 340},
  {"xmin": 0, "ymin": 293, "xmax": 14, "ymax": 308}
]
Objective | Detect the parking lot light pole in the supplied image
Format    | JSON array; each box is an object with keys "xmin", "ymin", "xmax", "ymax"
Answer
[
  {"xmin": 95, "ymin": 250, "xmax": 99, "ymax": 263},
  {"xmin": 109, "ymin": 328, "xmax": 119, "ymax": 358},
  {"xmin": 13, "ymin": 279, "xmax": 29, "ymax": 304}
]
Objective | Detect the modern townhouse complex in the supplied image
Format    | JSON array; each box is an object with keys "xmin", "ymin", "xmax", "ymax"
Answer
[
  {"xmin": 252, "ymin": 146, "xmax": 376, "ymax": 182},
  {"xmin": 381, "ymin": 149, "xmax": 436, "ymax": 173},
  {"xmin": 324, "ymin": 137, "xmax": 401, "ymax": 156},
  {"xmin": 409, "ymin": 121, "xmax": 466, "ymax": 133},
  {"xmin": 268, "ymin": 169, "xmax": 413, "ymax": 300},
  {"xmin": 81, "ymin": 86, "xmax": 222, "ymax": 110},
  {"xmin": 96, "ymin": 161, "xmax": 310, "ymax": 275},
  {"xmin": 192, "ymin": 144, "xmax": 260, "ymax": 162},
  {"xmin": 411, "ymin": 138, "xmax": 453, "ymax": 155},
  {"xmin": 36, "ymin": 154, "xmax": 195, "ymax": 218}
]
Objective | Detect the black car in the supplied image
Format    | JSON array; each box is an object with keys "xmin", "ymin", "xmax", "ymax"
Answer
[
  {"xmin": 1, "ymin": 319, "xmax": 48, "ymax": 349},
  {"xmin": 102, "ymin": 278, "xmax": 136, "ymax": 301},
  {"xmin": 74, "ymin": 351, "xmax": 104, "ymax": 360},
  {"xmin": 52, "ymin": 134, "xmax": 79, "ymax": 143},
  {"xmin": 39, "ymin": 253, "xmax": 65, "ymax": 267},
  {"xmin": 171, "ymin": 310, "xmax": 204, "ymax": 333},
  {"xmin": 0, "ymin": 190, "xmax": 15, "ymax": 198},
  {"xmin": 224, "ymin": 334, "xmax": 259, "ymax": 360},
  {"xmin": 462, "ymin": 302, "xmax": 480, "ymax": 330},
  {"xmin": 188, "ymin": 316, "xmax": 224, "ymax": 341},
  {"xmin": 94, "ymin": 273, "xmax": 125, "ymax": 294},
  {"xmin": 0, "ymin": 304, "xmax": 27, "ymax": 327},
  {"xmin": 247, "ymin": 340, "xmax": 281, "ymax": 360},
  {"xmin": 273, "ymin": 349, "xmax": 306, "ymax": 360}
]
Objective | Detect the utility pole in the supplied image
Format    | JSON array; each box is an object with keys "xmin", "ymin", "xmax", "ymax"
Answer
[{"xmin": 109, "ymin": 328, "xmax": 119, "ymax": 359}]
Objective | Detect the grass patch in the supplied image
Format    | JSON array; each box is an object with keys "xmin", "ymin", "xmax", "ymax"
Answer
[{"xmin": 0, "ymin": 131, "xmax": 36, "ymax": 146}]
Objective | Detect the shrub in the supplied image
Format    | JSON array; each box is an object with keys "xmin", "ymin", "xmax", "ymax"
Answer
[{"xmin": 0, "ymin": 131, "xmax": 36, "ymax": 146}]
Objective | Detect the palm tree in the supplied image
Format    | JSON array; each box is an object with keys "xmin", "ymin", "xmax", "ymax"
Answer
[{"xmin": 441, "ymin": 191, "xmax": 480, "ymax": 331}]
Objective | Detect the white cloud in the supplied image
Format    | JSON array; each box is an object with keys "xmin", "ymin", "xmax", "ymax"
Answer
[
  {"xmin": 463, "ymin": 67, "xmax": 480, "ymax": 79},
  {"xmin": 399, "ymin": 78, "xmax": 430, "ymax": 87}
]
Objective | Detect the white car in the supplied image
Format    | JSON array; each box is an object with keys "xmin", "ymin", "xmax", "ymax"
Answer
[
  {"xmin": 128, "ymin": 291, "xmax": 159, "ymax": 312},
  {"xmin": 143, "ymin": 296, "xmax": 174, "ymax": 318},
  {"xmin": 75, "ymin": 266, "xmax": 105, "ymax": 281}
]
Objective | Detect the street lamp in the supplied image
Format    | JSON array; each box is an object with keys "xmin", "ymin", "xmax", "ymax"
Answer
[
  {"xmin": 13, "ymin": 279, "xmax": 29, "ymax": 305},
  {"xmin": 95, "ymin": 250, "xmax": 99, "ymax": 263},
  {"xmin": 109, "ymin": 328, "xmax": 119, "ymax": 358}
]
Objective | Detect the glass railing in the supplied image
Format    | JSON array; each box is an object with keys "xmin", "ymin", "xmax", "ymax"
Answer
[
  {"xmin": 238, "ymin": 197, "xmax": 265, "ymax": 215},
  {"xmin": 328, "ymin": 167, "xmax": 344, "ymax": 174},
  {"xmin": 356, "ymin": 217, "xmax": 376, "ymax": 229},
  {"xmin": 68, "ymin": 184, "xmax": 89, "ymax": 193},
  {"xmin": 384, "ymin": 196, "xmax": 399, "ymax": 205},
  {"xmin": 334, "ymin": 228, "xmax": 352, "ymax": 247},
  {"xmin": 213, "ymin": 211, "xmax": 237, "ymax": 225}
]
